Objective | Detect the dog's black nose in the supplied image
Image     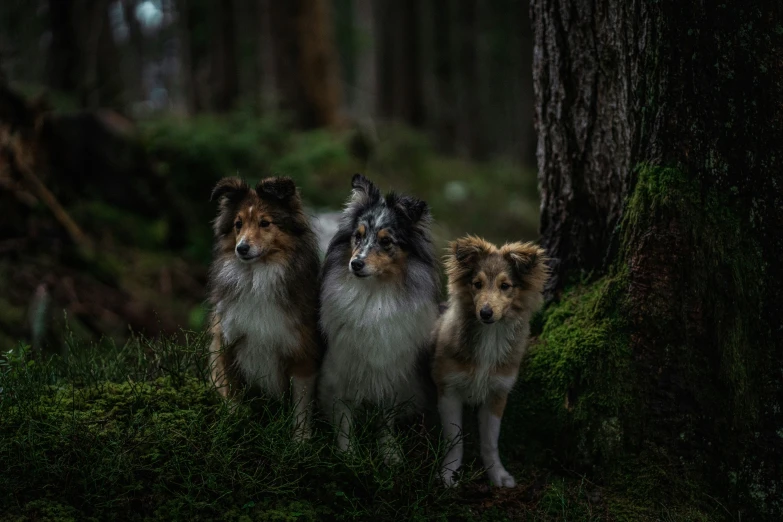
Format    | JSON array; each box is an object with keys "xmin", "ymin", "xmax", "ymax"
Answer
[
  {"xmin": 350, "ymin": 259, "xmax": 365, "ymax": 272},
  {"xmin": 480, "ymin": 306, "xmax": 494, "ymax": 321},
  {"xmin": 236, "ymin": 244, "xmax": 250, "ymax": 256}
]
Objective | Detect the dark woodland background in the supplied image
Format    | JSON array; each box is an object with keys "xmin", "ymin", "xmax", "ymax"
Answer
[
  {"xmin": 1, "ymin": 1, "xmax": 782, "ymax": 521},
  {"xmin": 0, "ymin": 0, "xmax": 540, "ymax": 349}
]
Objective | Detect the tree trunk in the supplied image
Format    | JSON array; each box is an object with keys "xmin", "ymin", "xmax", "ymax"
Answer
[
  {"xmin": 46, "ymin": 0, "xmax": 80, "ymax": 95},
  {"xmin": 46, "ymin": 0, "xmax": 124, "ymax": 110},
  {"xmin": 258, "ymin": 0, "xmax": 277, "ymax": 110},
  {"xmin": 527, "ymin": 0, "xmax": 783, "ymax": 516},
  {"xmin": 353, "ymin": 0, "xmax": 377, "ymax": 122},
  {"xmin": 211, "ymin": 0, "xmax": 239, "ymax": 112},
  {"xmin": 269, "ymin": 0, "xmax": 341, "ymax": 128},
  {"xmin": 297, "ymin": 0, "xmax": 342, "ymax": 127},
  {"xmin": 122, "ymin": 0, "xmax": 146, "ymax": 103},
  {"xmin": 532, "ymin": 0, "xmax": 636, "ymax": 295},
  {"xmin": 454, "ymin": 0, "xmax": 486, "ymax": 160},
  {"xmin": 430, "ymin": 0, "xmax": 456, "ymax": 154},
  {"xmin": 393, "ymin": 0, "xmax": 424, "ymax": 128}
]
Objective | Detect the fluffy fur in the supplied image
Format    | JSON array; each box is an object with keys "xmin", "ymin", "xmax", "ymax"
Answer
[
  {"xmin": 208, "ymin": 176, "xmax": 322, "ymax": 441},
  {"xmin": 319, "ymin": 174, "xmax": 439, "ymax": 461},
  {"xmin": 432, "ymin": 236, "xmax": 549, "ymax": 487}
]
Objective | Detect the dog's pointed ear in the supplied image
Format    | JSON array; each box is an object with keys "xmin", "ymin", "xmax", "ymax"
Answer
[
  {"xmin": 256, "ymin": 176, "xmax": 297, "ymax": 203},
  {"xmin": 349, "ymin": 173, "xmax": 380, "ymax": 207},
  {"xmin": 211, "ymin": 177, "xmax": 250, "ymax": 238},
  {"xmin": 393, "ymin": 195, "xmax": 429, "ymax": 225},
  {"xmin": 451, "ymin": 236, "xmax": 492, "ymax": 266},
  {"xmin": 211, "ymin": 177, "xmax": 249, "ymax": 204},
  {"xmin": 503, "ymin": 242, "xmax": 548, "ymax": 280},
  {"xmin": 445, "ymin": 236, "xmax": 493, "ymax": 281}
]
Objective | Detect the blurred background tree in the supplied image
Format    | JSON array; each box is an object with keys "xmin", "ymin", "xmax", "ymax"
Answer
[
  {"xmin": 0, "ymin": 0, "xmax": 540, "ymax": 349},
  {"xmin": 1, "ymin": 0, "xmax": 536, "ymax": 161}
]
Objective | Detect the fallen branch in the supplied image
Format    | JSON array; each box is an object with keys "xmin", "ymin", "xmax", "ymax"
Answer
[{"xmin": 17, "ymin": 162, "xmax": 95, "ymax": 258}]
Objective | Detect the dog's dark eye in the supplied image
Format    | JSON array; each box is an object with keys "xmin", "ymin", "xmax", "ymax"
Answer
[
  {"xmin": 235, "ymin": 220, "xmax": 242, "ymax": 230},
  {"xmin": 500, "ymin": 282, "xmax": 511, "ymax": 290},
  {"xmin": 379, "ymin": 237, "xmax": 392, "ymax": 247},
  {"xmin": 260, "ymin": 220, "xmax": 270, "ymax": 228},
  {"xmin": 354, "ymin": 232, "xmax": 362, "ymax": 242},
  {"xmin": 473, "ymin": 281, "xmax": 483, "ymax": 290}
]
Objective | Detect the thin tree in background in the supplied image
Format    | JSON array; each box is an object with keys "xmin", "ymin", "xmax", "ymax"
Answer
[
  {"xmin": 352, "ymin": 0, "xmax": 376, "ymax": 122},
  {"xmin": 269, "ymin": 0, "xmax": 341, "ymax": 128},
  {"xmin": 46, "ymin": 0, "xmax": 124, "ymax": 110},
  {"xmin": 211, "ymin": 0, "xmax": 239, "ymax": 112}
]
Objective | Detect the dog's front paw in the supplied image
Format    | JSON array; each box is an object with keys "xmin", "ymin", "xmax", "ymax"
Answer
[
  {"xmin": 487, "ymin": 467, "xmax": 516, "ymax": 488},
  {"xmin": 379, "ymin": 432, "xmax": 403, "ymax": 466},
  {"xmin": 441, "ymin": 467, "xmax": 459, "ymax": 488},
  {"xmin": 292, "ymin": 425, "xmax": 312, "ymax": 443},
  {"xmin": 383, "ymin": 449, "xmax": 402, "ymax": 467}
]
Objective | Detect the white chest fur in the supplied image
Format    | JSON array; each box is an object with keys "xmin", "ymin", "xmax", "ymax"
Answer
[
  {"xmin": 320, "ymin": 274, "xmax": 436, "ymax": 404},
  {"xmin": 215, "ymin": 261, "xmax": 296, "ymax": 395},
  {"xmin": 444, "ymin": 321, "xmax": 523, "ymax": 405}
]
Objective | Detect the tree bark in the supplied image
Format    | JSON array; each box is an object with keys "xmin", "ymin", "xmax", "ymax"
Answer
[
  {"xmin": 298, "ymin": 0, "xmax": 342, "ymax": 127},
  {"xmin": 394, "ymin": 0, "xmax": 425, "ymax": 127},
  {"xmin": 211, "ymin": 0, "xmax": 239, "ymax": 112},
  {"xmin": 532, "ymin": 0, "xmax": 636, "ymax": 295},
  {"xmin": 121, "ymin": 0, "xmax": 146, "ymax": 103},
  {"xmin": 353, "ymin": 0, "xmax": 377, "ymax": 121},
  {"xmin": 46, "ymin": 0, "xmax": 80, "ymax": 95},
  {"xmin": 430, "ymin": 0, "xmax": 456, "ymax": 154},
  {"xmin": 46, "ymin": 0, "xmax": 124, "ymax": 110},
  {"xmin": 269, "ymin": 0, "xmax": 342, "ymax": 128},
  {"xmin": 530, "ymin": 0, "xmax": 783, "ymax": 515},
  {"xmin": 455, "ymin": 0, "xmax": 486, "ymax": 160}
]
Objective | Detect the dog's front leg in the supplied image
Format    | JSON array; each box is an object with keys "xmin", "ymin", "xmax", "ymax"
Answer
[
  {"xmin": 479, "ymin": 392, "xmax": 515, "ymax": 487},
  {"xmin": 332, "ymin": 400, "xmax": 354, "ymax": 453},
  {"xmin": 438, "ymin": 389, "xmax": 464, "ymax": 486},
  {"xmin": 209, "ymin": 317, "xmax": 231, "ymax": 399},
  {"xmin": 378, "ymin": 410, "xmax": 403, "ymax": 466},
  {"xmin": 291, "ymin": 372, "xmax": 316, "ymax": 442}
]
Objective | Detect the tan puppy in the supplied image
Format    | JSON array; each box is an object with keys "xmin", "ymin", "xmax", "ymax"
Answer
[{"xmin": 432, "ymin": 236, "xmax": 549, "ymax": 487}]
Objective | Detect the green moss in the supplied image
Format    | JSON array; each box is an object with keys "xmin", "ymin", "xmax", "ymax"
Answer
[{"xmin": 507, "ymin": 270, "xmax": 634, "ymax": 470}]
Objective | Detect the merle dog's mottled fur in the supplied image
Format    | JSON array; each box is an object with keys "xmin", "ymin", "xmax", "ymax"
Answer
[
  {"xmin": 319, "ymin": 174, "xmax": 439, "ymax": 460},
  {"xmin": 207, "ymin": 176, "xmax": 322, "ymax": 441}
]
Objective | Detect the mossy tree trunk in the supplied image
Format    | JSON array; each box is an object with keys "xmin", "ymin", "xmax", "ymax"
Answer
[{"xmin": 528, "ymin": 0, "xmax": 782, "ymax": 516}]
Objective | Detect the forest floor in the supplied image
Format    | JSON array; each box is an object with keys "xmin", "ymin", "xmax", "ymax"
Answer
[{"xmin": 1, "ymin": 337, "xmax": 679, "ymax": 522}]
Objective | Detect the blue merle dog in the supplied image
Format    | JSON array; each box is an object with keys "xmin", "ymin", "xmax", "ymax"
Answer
[{"xmin": 318, "ymin": 174, "xmax": 439, "ymax": 463}]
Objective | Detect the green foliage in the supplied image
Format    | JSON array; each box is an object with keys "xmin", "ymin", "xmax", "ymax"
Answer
[{"xmin": 140, "ymin": 113, "xmax": 357, "ymax": 261}]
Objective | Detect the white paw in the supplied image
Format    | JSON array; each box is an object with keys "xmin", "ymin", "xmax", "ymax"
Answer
[
  {"xmin": 292, "ymin": 425, "xmax": 312, "ymax": 443},
  {"xmin": 336, "ymin": 435, "xmax": 354, "ymax": 454},
  {"xmin": 488, "ymin": 467, "xmax": 516, "ymax": 488},
  {"xmin": 441, "ymin": 467, "xmax": 459, "ymax": 488},
  {"xmin": 379, "ymin": 433, "xmax": 403, "ymax": 466},
  {"xmin": 382, "ymin": 446, "xmax": 403, "ymax": 466}
]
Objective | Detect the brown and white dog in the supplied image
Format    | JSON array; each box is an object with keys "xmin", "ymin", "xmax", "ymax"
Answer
[
  {"xmin": 432, "ymin": 236, "xmax": 549, "ymax": 487},
  {"xmin": 208, "ymin": 176, "xmax": 322, "ymax": 441}
]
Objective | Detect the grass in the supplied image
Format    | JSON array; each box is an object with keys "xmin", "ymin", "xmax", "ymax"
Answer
[{"xmin": 0, "ymin": 334, "xmax": 650, "ymax": 521}]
